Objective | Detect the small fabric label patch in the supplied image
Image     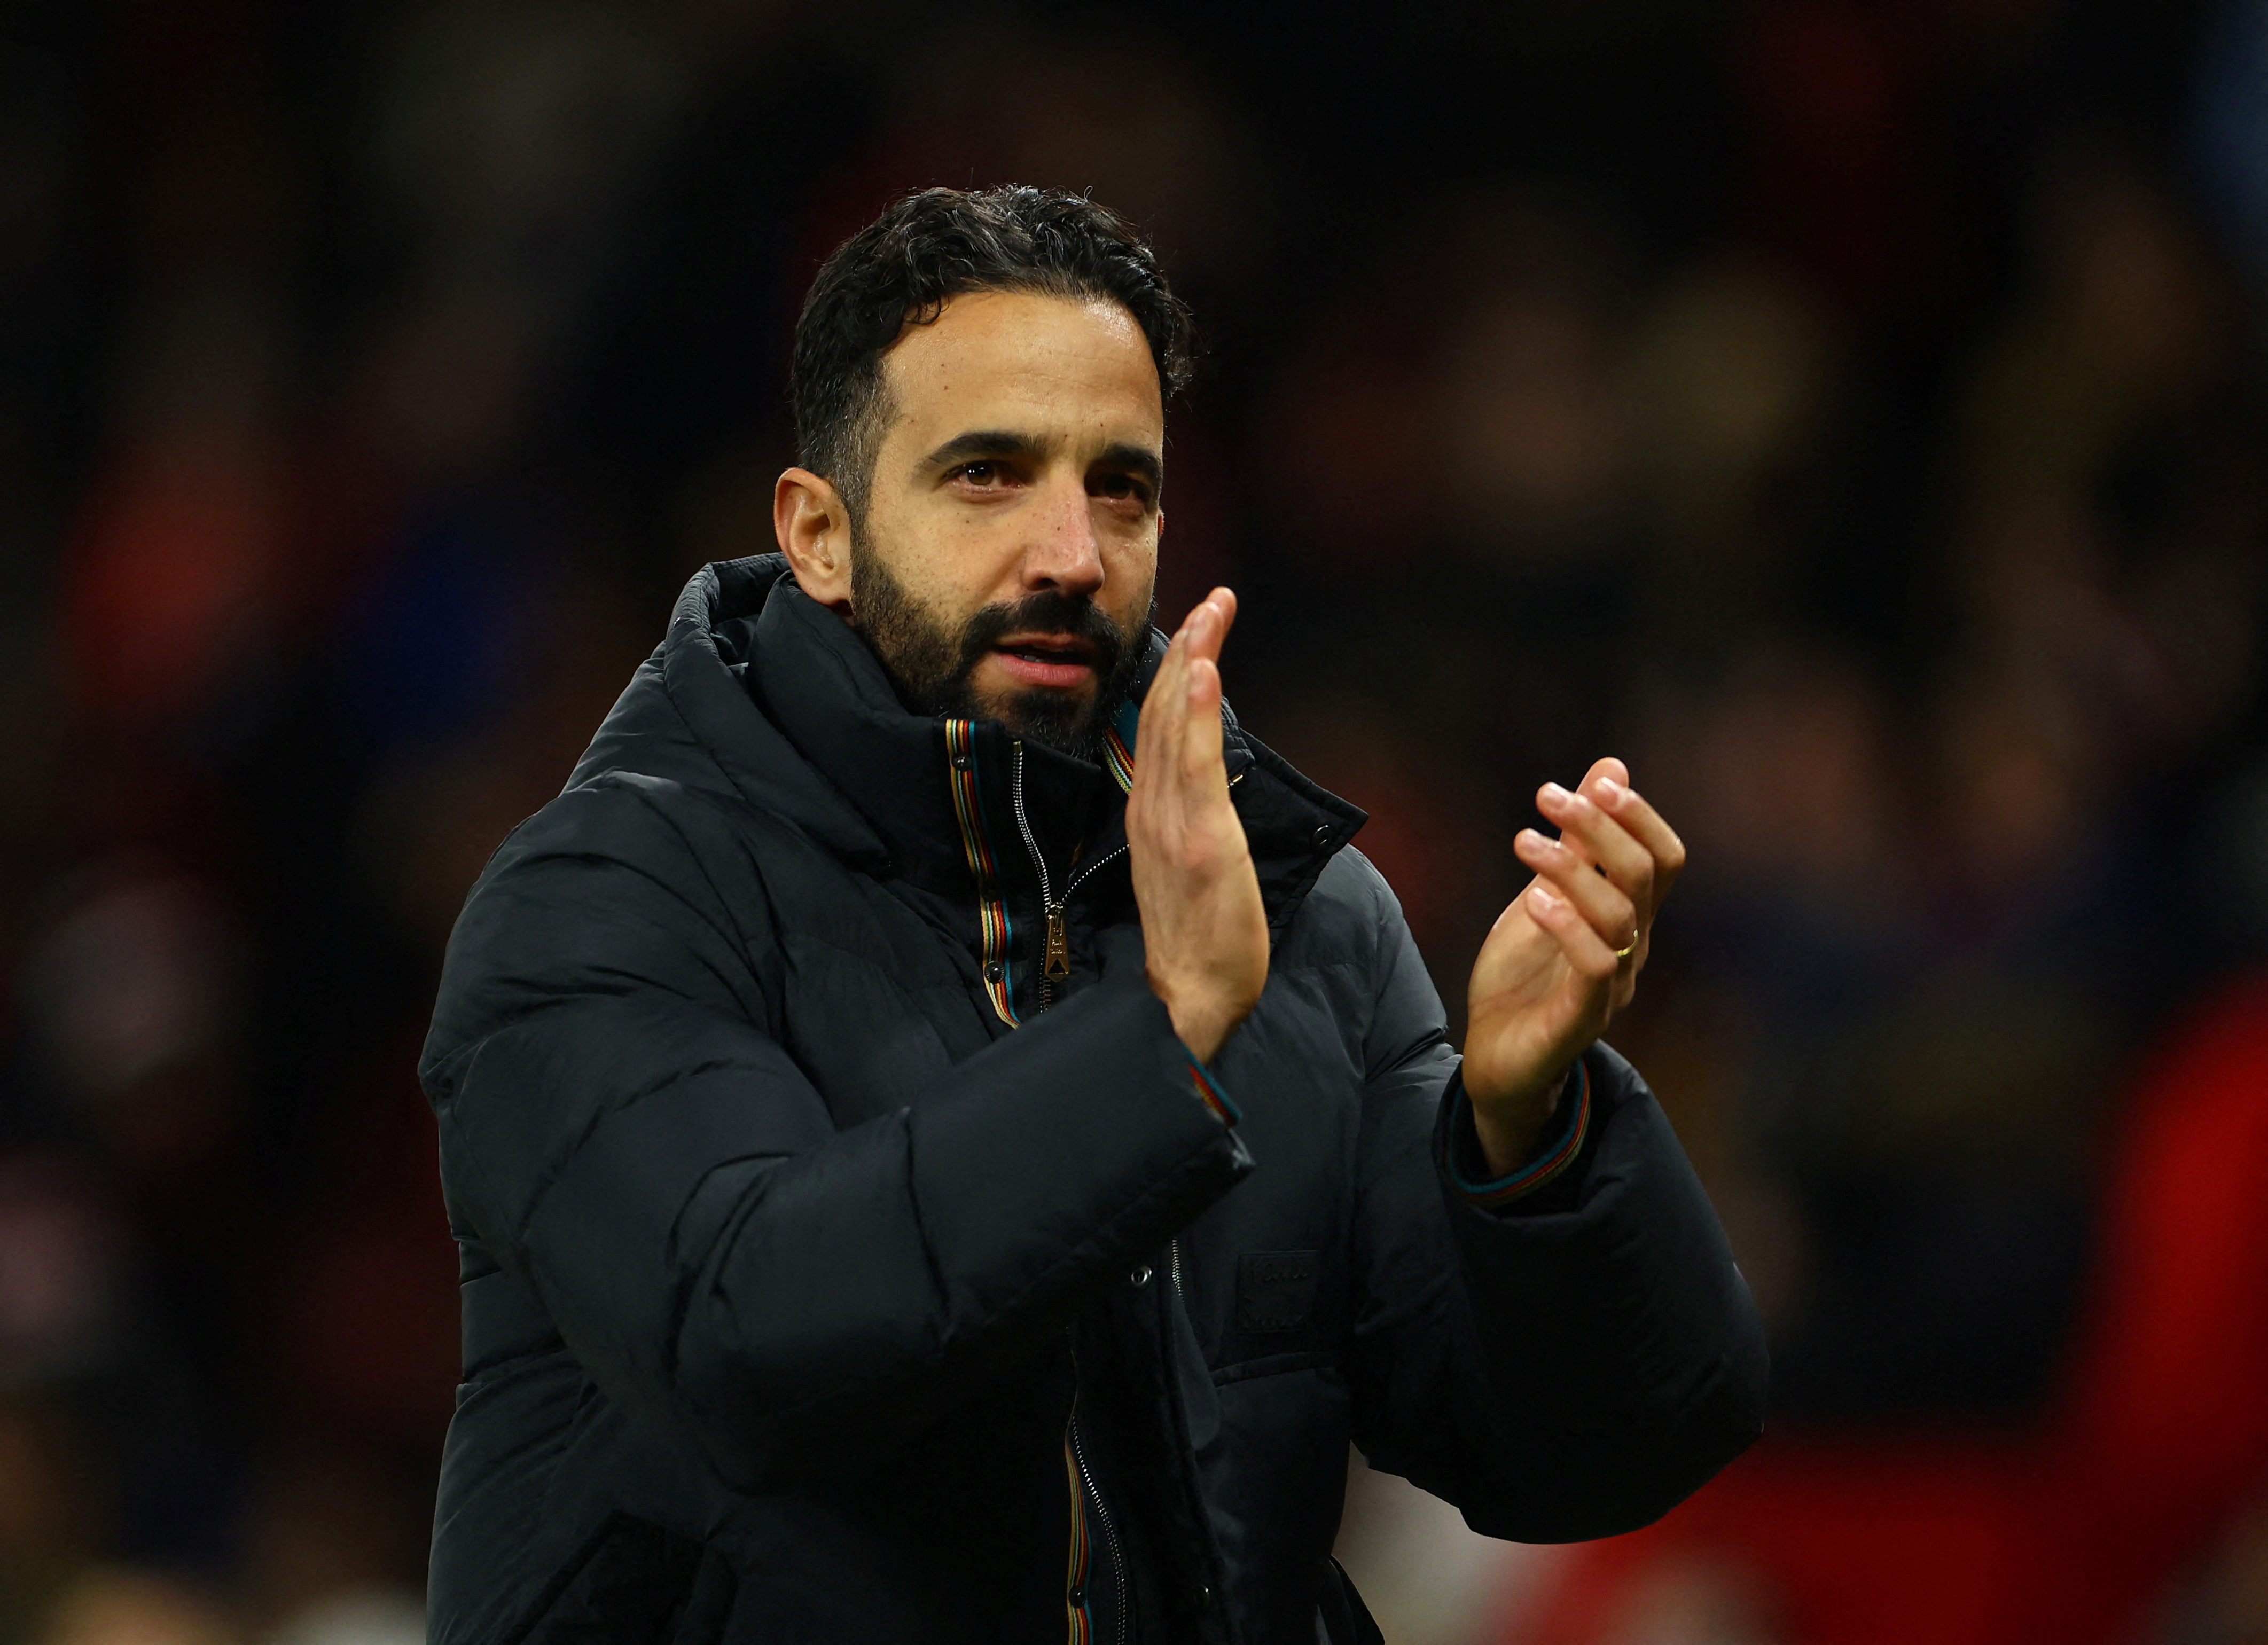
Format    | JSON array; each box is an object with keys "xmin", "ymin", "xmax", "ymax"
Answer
[{"xmin": 1237, "ymin": 1250, "xmax": 1320, "ymax": 1335}]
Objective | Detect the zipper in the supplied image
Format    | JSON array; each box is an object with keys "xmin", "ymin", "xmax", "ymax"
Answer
[
  {"xmin": 1066, "ymin": 1340, "xmax": 1129, "ymax": 1645},
  {"xmin": 1070, "ymin": 1413, "xmax": 1128, "ymax": 1645},
  {"xmin": 1012, "ymin": 740, "xmax": 1131, "ymax": 1011},
  {"xmin": 1009, "ymin": 741, "xmax": 1193, "ymax": 1306}
]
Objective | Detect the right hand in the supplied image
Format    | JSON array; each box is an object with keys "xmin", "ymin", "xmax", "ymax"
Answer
[{"xmin": 1126, "ymin": 588, "xmax": 1269, "ymax": 1063}]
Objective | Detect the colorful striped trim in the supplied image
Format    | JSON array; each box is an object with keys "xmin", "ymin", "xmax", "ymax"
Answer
[
  {"xmin": 1102, "ymin": 724, "xmax": 1136, "ymax": 793},
  {"xmin": 1063, "ymin": 1437, "xmax": 1093, "ymax": 1643},
  {"xmin": 944, "ymin": 719, "xmax": 1019, "ymax": 1027},
  {"xmin": 1102, "ymin": 696, "xmax": 1141, "ymax": 793},
  {"xmin": 1449, "ymin": 1059, "xmax": 1591, "ymax": 1207},
  {"xmin": 1185, "ymin": 1053, "xmax": 1240, "ymax": 1126}
]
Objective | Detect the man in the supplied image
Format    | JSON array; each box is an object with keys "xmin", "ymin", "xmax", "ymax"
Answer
[{"xmin": 421, "ymin": 186, "xmax": 1766, "ymax": 1645}]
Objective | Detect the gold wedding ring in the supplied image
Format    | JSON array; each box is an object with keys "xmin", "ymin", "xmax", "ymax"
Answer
[{"xmin": 1613, "ymin": 937, "xmax": 1637, "ymax": 960}]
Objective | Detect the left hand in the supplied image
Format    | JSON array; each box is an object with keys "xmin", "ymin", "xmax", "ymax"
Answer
[
  {"xmin": 1127, "ymin": 589, "xmax": 1270, "ymax": 1063},
  {"xmin": 1462, "ymin": 757, "xmax": 1685, "ymax": 1175}
]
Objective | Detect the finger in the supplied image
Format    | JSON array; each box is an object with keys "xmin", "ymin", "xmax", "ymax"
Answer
[
  {"xmin": 1175, "ymin": 587, "xmax": 1237, "ymax": 673},
  {"xmin": 1537, "ymin": 781, "xmax": 1655, "ymax": 913},
  {"xmin": 1136, "ymin": 608, "xmax": 1198, "ymax": 793},
  {"xmin": 1526, "ymin": 882, "xmax": 1622, "ymax": 983},
  {"xmin": 1184, "ymin": 585, "xmax": 1236, "ymax": 649},
  {"xmin": 1172, "ymin": 594, "xmax": 1231, "ymax": 779},
  {"xmin": 1152, "ymin": 593, "xmax": 1220, "ymax": 720},
  {"xmin": 1585, "ymin": 772, "xmax": 1687, "ymax": 904},
  {"xmin": 1579, "ymin": 756, "xmax": 1630, "ymax": 794},
  {"xmin": 1515, "ymin": 827, "xmax": 1638, "ymax": 949},
  {"xmin": 1180, "ymin": 656, "xmax": 1225, "ymax": 786},
  {"xmin": 1137, "ymin": 591, "xmax": 1238, "ymax": 826},
  {"xmin": 1131, "ymin": 680, "xmax": 1172, "ymax": 812}
]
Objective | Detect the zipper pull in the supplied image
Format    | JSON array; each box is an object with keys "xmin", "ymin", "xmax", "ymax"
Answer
[{"xmin": 1045, "ymin": 903, "xmax": 1070, "ymax": 979}]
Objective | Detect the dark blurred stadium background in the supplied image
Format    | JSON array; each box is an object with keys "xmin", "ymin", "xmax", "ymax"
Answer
[{"xmin": 2, "ymin": 1, "xmax": 2266, "ymax": 1641}]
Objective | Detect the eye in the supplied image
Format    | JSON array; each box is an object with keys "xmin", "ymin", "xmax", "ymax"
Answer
[
  {"xmin": 953, "ymin": 460, "xmax": 1008, "ymax": 487},
  {"xmin": 1092, "ymin": 472, "xmax": 1155, "ymax": 507}
]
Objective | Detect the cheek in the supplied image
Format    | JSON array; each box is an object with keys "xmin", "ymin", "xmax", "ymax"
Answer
[
  {"xmin": 879, "ymin": 508, "xmax": 1023, "ymax": 610},
  {"xmin": 1102, "ymin": 535, "xmax": 1159, "ymax": 624}
]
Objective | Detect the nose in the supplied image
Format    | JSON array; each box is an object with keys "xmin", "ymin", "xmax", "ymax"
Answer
[{"xmin": 1017, "ymin": 472, "xmax": 1105, "ymax": 599}]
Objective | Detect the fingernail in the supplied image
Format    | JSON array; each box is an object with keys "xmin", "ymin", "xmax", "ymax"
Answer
[
  {"xmin": 1530, "ymin": 883, "xmax": 1561, "ymax": 911},
  {"xmin": 1597, "ymin": 777, "xmax": 1624, "ymax": 804},
  {"xmin": 1540, "ymin": 783, "xmax": 1570, "ymax": 807}
]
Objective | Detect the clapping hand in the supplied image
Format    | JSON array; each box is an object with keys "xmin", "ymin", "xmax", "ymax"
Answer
[
  {"xmin": 1461, "ymin": 759, "xmax": 1685, "ymax": 1174},
  {"xmin": 1127, "ymin": 589, "xmax": 1270, "ymax": 1064}
]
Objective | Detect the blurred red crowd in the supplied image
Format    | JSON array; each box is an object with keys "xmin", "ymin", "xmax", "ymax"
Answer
[{"xmin": 0, "ymin": 1, "xmax": 2262, "ymax": 1642}]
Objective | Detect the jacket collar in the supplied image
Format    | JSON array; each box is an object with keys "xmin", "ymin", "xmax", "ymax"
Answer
[
  {"xmin": 745, "ymin": 565, "xmax": 1125, "ymax": 899},
  {"xmin": 665, "ymin": 555, "xmax": 1366, "ymax": 936}
]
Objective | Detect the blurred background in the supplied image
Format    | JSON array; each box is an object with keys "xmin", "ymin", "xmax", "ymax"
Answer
[{"xmin": 1, "ymin": 0, "xmax": 2265, "ymax": 1641}]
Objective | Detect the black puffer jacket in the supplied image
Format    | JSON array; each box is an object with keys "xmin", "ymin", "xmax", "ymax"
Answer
[{"xmin": 419, "ymin": 555, "xmax": 1766, "ymax": 1645}]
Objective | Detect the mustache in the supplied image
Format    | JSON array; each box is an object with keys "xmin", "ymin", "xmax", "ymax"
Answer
[{"xmin": 953, "ymin": 591, "xmax": 1131, "ymax": 682}]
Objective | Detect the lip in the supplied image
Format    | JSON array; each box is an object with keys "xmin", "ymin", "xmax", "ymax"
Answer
[{"xmin": 988, "ymin": 635, "xmax": 1098, "ymax": 691}]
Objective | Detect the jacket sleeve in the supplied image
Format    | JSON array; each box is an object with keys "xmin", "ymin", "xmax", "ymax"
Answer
[
  {"xmin": 1340, "ymin": 872, "xmax": 1768, "ymax": 1542},
  {"xmin": 420, "ymin": 780, "xmax": 1248, "ymax": 1492}
]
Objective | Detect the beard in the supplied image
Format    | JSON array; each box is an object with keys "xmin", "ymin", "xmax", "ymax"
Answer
[{"xmin": 850, "ymin": 547, "xmax": 1152, "ymax": 762}]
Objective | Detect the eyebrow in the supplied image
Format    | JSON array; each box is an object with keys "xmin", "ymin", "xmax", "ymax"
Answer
[
  {"xmin": 919, "ymin": 429, "xmax": 1044, "ymax": 474},
  {"xmin": 917, "ymin": 429, "xmax": 1165, "ymax": 494},
  {"xmin": 1097, "ymin": 440, "xmax": 1164, "ymax": 493}
]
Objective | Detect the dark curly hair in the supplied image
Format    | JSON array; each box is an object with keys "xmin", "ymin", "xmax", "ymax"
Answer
[{"xmin": 789, "ymin": 186, "xmax": 1195, "ymax": 529}]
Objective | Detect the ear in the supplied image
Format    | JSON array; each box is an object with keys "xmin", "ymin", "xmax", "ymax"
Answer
[{"xmin": 773, "ymin": 467, "xmax": 854, "ymax": 613}]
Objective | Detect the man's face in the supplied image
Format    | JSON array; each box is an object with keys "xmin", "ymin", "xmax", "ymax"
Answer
[{"xmin": 843, "ymin": 289, "xmax": 1165, "ymax": 755}]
